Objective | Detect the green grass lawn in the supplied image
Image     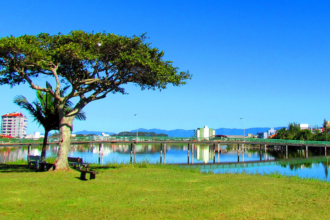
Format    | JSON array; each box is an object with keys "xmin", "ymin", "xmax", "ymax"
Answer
[{"xmin": 0, "ymin": 164, "xmax": 330, "ymax": 219}]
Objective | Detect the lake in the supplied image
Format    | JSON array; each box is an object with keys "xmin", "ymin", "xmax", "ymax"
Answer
[{"xmin": 1, "ymin": 143, "xmax": 329, "ymax": 181}]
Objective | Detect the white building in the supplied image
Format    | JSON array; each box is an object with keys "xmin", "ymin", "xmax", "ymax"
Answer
[
  {"xmin": 257, "ymin": 128, "xmax": 276, "ymax": 139},
  {"xmin": 300, "ymin": 124, "xmax": 309, "ymax": 130},
  {"xmin": 1, "ymin": 112, "xmax": 28, "ymax": 138},
  {"xmin": 195, "ymin": 126, "xmax": 215, "ymax": 140},
  {"xmin": 24, "ymin": 132, "xmax": 45, "ymax": 139}
]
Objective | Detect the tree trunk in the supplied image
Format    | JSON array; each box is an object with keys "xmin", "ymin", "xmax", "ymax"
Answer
[
  {"xmin": 54, "ymin": 116, "xmax": 74, "ymax": 171},
  {"xmin": 40, "ymin": 129, "xmax": 49, "ymax": 162}
]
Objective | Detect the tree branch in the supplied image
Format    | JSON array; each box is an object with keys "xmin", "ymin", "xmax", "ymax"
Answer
[
  {"xmin": 13, "ymin": 66, "xmax": 52, "ymax": 94},
  {"xmin": 50, "ymin": 64, "xmax": 63, "ymax": 102}
]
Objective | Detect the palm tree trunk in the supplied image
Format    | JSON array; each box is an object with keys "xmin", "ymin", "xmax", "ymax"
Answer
[
  {"xmin": 54, "ymin": 116, "xmax": 74, "ymax": 171},
  {"xmin": 41, "ymin": 129, "xmax": 49, "ymax": 162}
]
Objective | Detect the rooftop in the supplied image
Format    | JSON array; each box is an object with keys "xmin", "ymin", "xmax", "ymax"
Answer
[{"xmin": 2, "ymin": 112, "xmax": 26, "ymax": 117}]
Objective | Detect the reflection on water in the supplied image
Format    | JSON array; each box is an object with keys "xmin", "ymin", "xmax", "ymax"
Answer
[
  {"xmin": 1, "ymin": 143, "xmax": 330, "ymax": 181},
  {"xmin": 208, "ymin": 161, "xmax": 330, "ymax": 182}
]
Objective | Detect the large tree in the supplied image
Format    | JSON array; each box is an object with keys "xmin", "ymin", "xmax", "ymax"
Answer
[
  {"xmin": 0, "ymin": 31, "xmax": 191, "ymax": 170},
  {"xmin": 13, "ymin": 83, "xmax": 86, "ymax": 161}
]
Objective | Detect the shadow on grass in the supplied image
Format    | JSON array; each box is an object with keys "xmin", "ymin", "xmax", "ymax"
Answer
[
  {"xmin": 89, "ymin": 165, "xmax": 119, "ymax": 171},
  {"xmin": 0, "ymin": 164, "xmax": 37, "ymax": 173},
  {"xmin": 74, "ymin": 177, "xmax": 88, "ymax": 181}
]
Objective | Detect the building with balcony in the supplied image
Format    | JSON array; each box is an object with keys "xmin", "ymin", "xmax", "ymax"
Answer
[{"xmin": 1, "ymin": 112, "xmax": 28, "ymax": 138}]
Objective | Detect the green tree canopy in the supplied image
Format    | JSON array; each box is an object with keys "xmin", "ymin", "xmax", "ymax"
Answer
[
  {"xmin": 272, "ymin": 122, "xmax": 330, "ymax": 141},
  {"xmin": 0, "ymin": 31, "xmax": 191, "ymax": 170}
]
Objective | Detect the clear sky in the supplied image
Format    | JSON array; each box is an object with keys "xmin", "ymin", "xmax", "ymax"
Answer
[{"xmin": 1, "ymin": 0, "xmax": 330, "ymax": 134}]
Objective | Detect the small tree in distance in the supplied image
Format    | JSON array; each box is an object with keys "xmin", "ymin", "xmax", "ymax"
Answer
[{"xmin": 0, "ymin": 31, "xmax": 191, "ymax": 170}]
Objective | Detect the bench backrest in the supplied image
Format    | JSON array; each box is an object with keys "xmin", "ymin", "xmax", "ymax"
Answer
[
  {"xmin": 68, "ymin": 157, "xmax": 85, "ymax": 164},
  {"xmin": 68, "ymin": 157, "xmax": 80, "ymax": 163},
  {"xmin": 28, "ymin": 155, "xmax": 41, "ymax": 162}
]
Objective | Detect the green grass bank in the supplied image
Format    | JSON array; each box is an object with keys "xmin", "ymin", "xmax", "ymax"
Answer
[{"xmin": 0, "ymin": 164, "xmax": 330, "ymax": 219}]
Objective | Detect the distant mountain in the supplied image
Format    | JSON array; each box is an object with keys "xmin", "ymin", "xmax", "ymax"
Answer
[
  {"xmin": 74, "ymin": 127, "xmax": 285, "ymax": 137},
  {"xmin": 74, "ymin": 130, "xmax": 115, "ymax": 135},
  {"xmin": 215, "ymin": 127, "xmax": 284, "ymax": 136},
  {"xmin": 131, "ymin": 127, "xmax": 285, "ymax": 137},
  {"xmin": 131, "ymin": 128, "xmax": 195, "ymax": 137}
]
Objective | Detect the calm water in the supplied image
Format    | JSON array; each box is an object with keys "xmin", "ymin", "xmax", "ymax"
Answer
[{"xmin": 1, "ymin": 143, "xmax": 330, "ymax": 181}]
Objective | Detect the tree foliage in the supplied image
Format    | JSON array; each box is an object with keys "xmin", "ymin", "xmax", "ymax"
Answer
[
  {"xmin": 272, "ymin": 122, "xmax": 329, "ymax": 141},
  {"xmin": 0, "ymin": 31, "xmax": 191, "ymax": 108}
]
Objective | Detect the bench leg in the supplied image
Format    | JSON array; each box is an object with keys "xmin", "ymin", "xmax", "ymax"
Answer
[
  {"xmin": 46, "ymin": 164, "xmax": 53, "ymax": 171},
  {"xmin": 80, "ymin": 172, "xmax": 87, "ymax": 180},
  {"xmin": 35, "ymin": 162, "xmax": 39, "ymax": 171},
  {"xmin": 90, "ymin": 173, "xmax": 96, "ymax": 180}
]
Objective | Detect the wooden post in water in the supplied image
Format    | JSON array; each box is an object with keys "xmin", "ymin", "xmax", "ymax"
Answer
[
  {"xmin": 213, "ymin": 143, "xmax": 215, "ymax": 163},
  {"xmin": 160, "ymin": 143, "xmax": 163, "ymax": 164},
  {"xmin": 130, "ymin": 143, "xmax": 133, "ymax": 164},
  {"xmin": 237, "ymin": 144, "xmax": 240, "ymax": 162},
  {"xmin": 306, "ymin": 146, "xmax": 309, "ymax": 158},
  {"xmin": 28, "ymin": 145, "xmax": 31, "ymax": 163},
  {"xmin": 134, "ymin": 144, "xmax": 136, "ymax": 163},
  {"xmin": 164, "ymin": 143, "xmax": 166, "ymax": 164},
  {"xmin": 218, "ymin": 143, "xmax": 220, "ymax": 163},
  {"xmin": 98, "ymin": 143, "xmax": 102, "ymax": 165},
  {"xmin": 187, "ymin": 143, "xmax": 190, "ymax": 164},
  {"xmin": 325, "ymin": 146, "xmax": 327, "ymax": 157},
  {"xmin": 191, "ymin": 144, "xmax": 194, "ymax": 164},
  {"xmin": 286, "ymin": 145, "xmax": 288, "ymax": 159},
  {"xmin": 242, "ymin": 143, "xmax": 244, "ymax": 162}
]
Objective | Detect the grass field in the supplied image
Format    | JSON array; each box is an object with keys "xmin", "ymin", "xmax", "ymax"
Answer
[{"xmin": 0, "ymin": 163, "xmax": 330, "ymax": 219}]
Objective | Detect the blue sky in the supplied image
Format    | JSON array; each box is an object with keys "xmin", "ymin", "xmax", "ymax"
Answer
[{"xmin": 1, "ymin": 0, "xmax": 330, "ymax": 134}]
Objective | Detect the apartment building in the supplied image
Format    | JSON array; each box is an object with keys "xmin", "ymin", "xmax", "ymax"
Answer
[
  {"xmin": 195, "ymin": 126, "xmax": 215, "ymax": 140},
  {"xmin": 1, "ymin": 112, "xmax": 28, "ymax": 138}
]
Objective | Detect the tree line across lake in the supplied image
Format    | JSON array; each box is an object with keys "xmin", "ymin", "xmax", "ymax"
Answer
[{"xmin": 272, "ymin": 121, "xmax": 330, "ymax": 141}]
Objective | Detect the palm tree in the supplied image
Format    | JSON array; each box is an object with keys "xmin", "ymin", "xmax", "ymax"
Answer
[{"xmin": 14, "ymin": 82, "xmax": 86, "ymax": 161}]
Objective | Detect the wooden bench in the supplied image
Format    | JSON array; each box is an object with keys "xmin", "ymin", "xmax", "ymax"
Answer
[
  {"xmin": 28, "ymin": 155, "xmax": 41, "ymax": 170},
  {"xmin": 68, "ymin": 157, "xmax": 89, "ymax": 170},
  {"xmin": 27, "ymin": 156, "xmax": 54, "ymax": 171},
  {"xmin": 78, "ymin": 170, "xmax": 98, "ymax": 180}
]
